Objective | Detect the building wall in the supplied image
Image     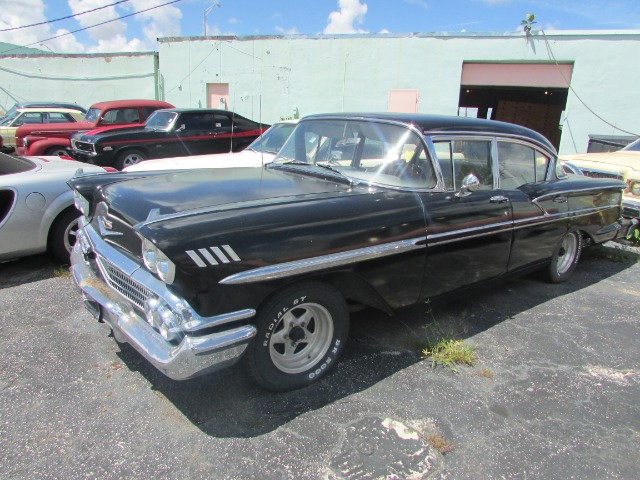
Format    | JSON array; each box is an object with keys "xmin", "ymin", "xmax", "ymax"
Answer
[
  {"xmin": 0, "ymin": 52, "xmax": 158, "ymax": 115},
  {"xmin": 158, "ymin": 32, "xmax": 639, "ymax": 154}
]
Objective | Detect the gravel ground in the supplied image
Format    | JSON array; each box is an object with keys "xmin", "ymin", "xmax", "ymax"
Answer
[{"xmin": 0, "ymin": 243, "xmax": 638, "ymax": 479}]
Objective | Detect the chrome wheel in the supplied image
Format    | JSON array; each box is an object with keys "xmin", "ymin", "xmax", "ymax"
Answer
[
  {"xmin": 556, "ymin": 232, "xmax": 578, "ymax": 276},
  {"xmin": 269, "ymin": 302, "xmax": 334, "ymax": 374},
  {"xmin": 63, "ymin": 217, "xmax": 79, "ymax": 253},
  {"xmin": 122, "ymin": 152, "xmax": 144, "ymax": 167}
]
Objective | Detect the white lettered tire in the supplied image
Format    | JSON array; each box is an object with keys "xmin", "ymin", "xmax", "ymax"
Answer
[{"xmin": 244, "ymin": 282, "xmax": 349, "ymax": 391}]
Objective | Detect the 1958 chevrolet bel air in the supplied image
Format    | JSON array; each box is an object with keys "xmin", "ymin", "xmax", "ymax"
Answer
[{"xmin": 68, "ymin": 113, "xmax": 635, "ymax": 391}]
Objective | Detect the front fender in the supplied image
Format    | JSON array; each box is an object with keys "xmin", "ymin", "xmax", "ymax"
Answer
[{"xmin": 27, "ymin": 138, "xmax": 71, "ymax": 156}]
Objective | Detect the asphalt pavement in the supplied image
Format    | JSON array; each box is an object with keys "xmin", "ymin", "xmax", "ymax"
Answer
[{"xmin": 0, "ymin": 244, "xmax": 638, "ymax": 479}]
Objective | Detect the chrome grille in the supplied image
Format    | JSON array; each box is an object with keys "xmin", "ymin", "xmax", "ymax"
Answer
[
  {"xmin": 97, "ymin": 256, "xmax": 151, "ymax": 310},
  {"xmin": 581, "ymin": 170, "xmax": 624, "ymax": 181}
]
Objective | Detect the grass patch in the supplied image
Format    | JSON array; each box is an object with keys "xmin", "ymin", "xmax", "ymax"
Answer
[
  {"xmin": 420, "ymin": 299, "xmax": 477, "ymax": 372},
  {"xmin": 426, "ymin": 433, "xmax": 454, "ymax": 454},
  {"xmin": 53, "ymin": 265, "xmax": 71, "ymax": 277},
  {"xmin": 583, "ymin": 243, "xmax": 640, "ymax": 264}
]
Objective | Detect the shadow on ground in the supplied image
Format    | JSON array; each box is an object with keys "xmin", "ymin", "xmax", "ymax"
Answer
[
  {"xmin": 0, "ymin": 254, "xmax": 68, "ymax": 288},
  {"xmin": 110, "ymin": 243, "xmax": 638, "ymax": 438}
]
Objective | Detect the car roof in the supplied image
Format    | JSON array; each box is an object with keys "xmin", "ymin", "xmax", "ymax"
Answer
[
  {"xmin": 88, "ymin": 100, "xmax": 175, "ymax": 110},
  {"xmin": 302, "ymin": 112, "xmax": 556, "ymax": 154},
  {"xmin": 16, "ymin": 107, "xmax": 85, "ymax": 114},
  {"xmin": 13, "ymin": 101, "xmax": 86, "ymax": 112}
]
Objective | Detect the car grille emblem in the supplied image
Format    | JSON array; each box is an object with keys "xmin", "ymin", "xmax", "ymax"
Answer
[
  {"xmin": 186, "ymin": 246, "xmax": 241, "ymax": 267},
  {"xmin": 98, "ymin": 215, "xmax": 123, "ymax": 237}
]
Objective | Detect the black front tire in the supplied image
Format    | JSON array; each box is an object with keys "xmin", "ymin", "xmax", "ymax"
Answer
[
  {"xmin": 49, "ymin": 209, "xmax": 81, "ymax": 262},
  {"xmin": 546, "ymin": 231, "xmax": 582, "ymax": 283},
  {"xmin": 45, "ymin": 146, "xmax": 70, "ymax": 156},
  {"xmin": 244, "ymin": 282, "xmax": 350, "ymax": 391},
  {"xmin": 115, "ymin": 149, "xmax": 146, "ymax": 170}
]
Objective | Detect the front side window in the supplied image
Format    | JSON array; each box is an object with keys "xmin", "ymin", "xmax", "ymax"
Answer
[
  {"xmin": 433, "ymin": 139, "xmax": 493, "ymax": 191},
  {"xmin": 273, "ymin": 119, "xmax": 436, "ymax": 189},
  {"xmin": 14, "ymin": 113, "xmax": 44, "ymax": 126},
  {"xmin": 498, "ymin": 141, "xmax": 550, "ymax": 189}
]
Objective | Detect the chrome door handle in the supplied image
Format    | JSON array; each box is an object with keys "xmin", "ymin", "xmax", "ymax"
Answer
[{"xmin": 490, "ymin": 195, "xmax": 509, "ymax": 203}]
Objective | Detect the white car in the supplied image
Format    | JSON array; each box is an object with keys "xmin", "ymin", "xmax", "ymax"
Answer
[
  {"xmin": 124, "ymin": 120, "xmax": 297, "ymax": 172},
  {"xmin": 0, "ymin": 153, "xmax": 112, "ymax": 262}
]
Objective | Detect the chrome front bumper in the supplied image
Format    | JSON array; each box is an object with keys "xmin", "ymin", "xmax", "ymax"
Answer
[{"xmin": 70, "ymin": 219, "xmax": 257, "ymax": 380}]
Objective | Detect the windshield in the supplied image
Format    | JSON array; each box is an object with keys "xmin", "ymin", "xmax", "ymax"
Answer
[
  {"xmin": 144, "ymin": 111, "xmax": 177, "ymax": 131},
  {"xmin": 0, "ymin": 111, "xmax": 20, "ymax": 126},
  {"xmin": 0, "ymin": 153, "xmax": 35, "ymax": 175},
  {"xmin": 84, "ymin": 108, "xmax": 101, "ymax": 122},
  {"xmin": 247, "ymin": 123, "xmax": 296, "ymax": 154},
  {"xmin": 621, "ymin": 138, "xmax": 640, "ymax": 152},
  {"xmin": 272, "ymin": 119, "xmax": 436, "ymax": 189}
]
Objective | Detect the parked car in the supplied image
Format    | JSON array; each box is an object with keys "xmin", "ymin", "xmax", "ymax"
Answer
[
  {"xmin": 0, "ymin": 134, "xmax": 13, "ymax": 154},
  {"xmin": 15, "ymin": 99, "xmax": 174, "ymax": 157},
  {"xmin": 560, "ymin": 138, "xmax": 640, "ymax": 219},
  {"xmin": 0, "ymin": 107, "xmax": 85, "ymax": 148},
  {"xmin": 68, "ymin": 113, "xmax": 632, "ymax": 391},
  {"xmin": 124, "ymin": 120, "xmax": 297, "ymax": 172},
  {"xmin": 0, "ymin": 101, "xmax": 86, "ymax": 121},
  {"xmin": 69, "ymin": 108, "xmax": 269, "ymax": 170},
  {"xmin": 0, "ymin": 152, "xmax": 113, "ymax": 262}
]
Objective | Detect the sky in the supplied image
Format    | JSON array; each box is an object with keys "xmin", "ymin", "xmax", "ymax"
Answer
[{"xmin": 0, "ymin": 0, "xmax": 639, "ymax": 54}]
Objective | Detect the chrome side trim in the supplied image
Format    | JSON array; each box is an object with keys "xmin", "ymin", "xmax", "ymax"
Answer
[
  {"xmin": 219, "ymin": 237, "xmax": 426, "ymax": 285},
  {"xmin": 427, "ymin": 220, "xmax": 513, "ymax": 242},
  {"xmin": 532, "ymin": 186, "xmax": 623, "ymax": 205}
]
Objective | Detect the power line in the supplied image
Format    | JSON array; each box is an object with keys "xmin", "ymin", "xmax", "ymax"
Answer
[
  {"xmin": 0, "ymin": 0, "xmax": 132, "ymax": 32},
  {"xmin": 540, "ymin": 30, "xmax": 638, "ymax": 137},
  {"xmin": 0, "ymin": 0, "xmax": 185, "ymax": 55}
]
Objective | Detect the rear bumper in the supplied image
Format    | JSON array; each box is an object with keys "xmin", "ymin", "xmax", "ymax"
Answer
[{"xmin": 70, "ymin": 220, "xmax": 257, "ymax": 380}]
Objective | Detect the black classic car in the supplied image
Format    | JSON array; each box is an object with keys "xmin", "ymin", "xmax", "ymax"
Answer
[
  {"xmin": 68, "ymin": 113, "xmax": 634, "ymax": 391},
  {"xmin": 69, "ymin": 108, "xmax": 268, "ymax": 170}
]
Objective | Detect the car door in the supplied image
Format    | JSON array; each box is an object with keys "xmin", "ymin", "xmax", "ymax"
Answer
[
  {"xmin": 496, "ymin": 140, "xmax": 568, "ymax": 271},
  {"xmin": 420, "ymin": 137, "xmax": 513, "ymax": 297},
  {"xmin": 174, "ymin": 112, "xmax": 232, "ymax": 156}
]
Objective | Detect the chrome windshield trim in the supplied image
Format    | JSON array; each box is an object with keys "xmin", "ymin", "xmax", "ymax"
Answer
[{"xmin": 219, "ymin": 237, "xmax": 426, "ymax": 285}]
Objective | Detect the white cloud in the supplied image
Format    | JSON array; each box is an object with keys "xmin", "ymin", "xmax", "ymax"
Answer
[
  {"xmin": 324, "ymin": 0, "xmax": 369, "ymax": 34},
  {"xmin": 0, "ymin": 0, "xmax": 84, "ymax": 52},
  {"xmin": 275, "ymin": 26, "xmax": 300, "ymax": 35}
]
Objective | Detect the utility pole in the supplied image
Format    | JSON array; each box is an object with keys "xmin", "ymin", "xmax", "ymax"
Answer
[{"xmin": 203, "ymin": 2, "xmax": 221, "ymax": 36}]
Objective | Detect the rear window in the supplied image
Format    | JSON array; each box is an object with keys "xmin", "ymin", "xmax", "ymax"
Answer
[{"xmin": 0, "ymin": 153, "xmax": 36, "ymax": 175}]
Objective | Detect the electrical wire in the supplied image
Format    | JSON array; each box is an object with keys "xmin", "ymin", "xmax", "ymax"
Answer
[
  {"xmin": 541, "ymin": 30, "xmax": 638, "ymax": 137},
  {"xmin": 0, "ymin": 0, "xmax": 184, "ymax": 55},
  {"xmin": 0, "ymin": 0, "xmax": 132, "ymax": 32}
]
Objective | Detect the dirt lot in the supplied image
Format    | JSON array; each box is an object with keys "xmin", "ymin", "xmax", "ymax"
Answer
[{"xmin": 1, "ymin": 244, "xmax": 638, "ymax": 479}]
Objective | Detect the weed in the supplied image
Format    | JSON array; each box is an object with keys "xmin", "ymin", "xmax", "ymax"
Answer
[
  {"xmin": 583, "ymin": 244, "xmax": 640, "ymax": 264},
  {"xmin": 53, "ymin": 265, "xmax": 71, "ymax": 277},
  {"xmin": 426, "ymin": 433, "xmax": 454, "ymax": 454},
  {"xmin": 473, "ymin": 368, "xmax": 494, "ymax": 380},
  {"xmin": 420, "ymin": 299, "xmax": 476, "ymax": 372}
]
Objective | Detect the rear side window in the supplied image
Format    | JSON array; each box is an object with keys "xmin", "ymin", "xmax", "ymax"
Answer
[
  {"xmin": 47, "ymin": 112, "xmax": 75, "ymax": 123},
  {"xmin": 433, "ymin": 139, "xmax": 493, "ymax": 190},
  {"xmin": 498, "ymin": 141, "xmax": 550, "ymax": 189}
]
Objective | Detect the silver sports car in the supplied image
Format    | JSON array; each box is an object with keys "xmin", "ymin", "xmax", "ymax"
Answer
[{"xmin": 0, "ymin": 152, "xmax": 112, "ymax": 262}]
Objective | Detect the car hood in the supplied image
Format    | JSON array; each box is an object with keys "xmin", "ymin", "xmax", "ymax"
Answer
[
  {"xmin": 124, "ymin": 149, "xmax": 274, "ymax": 172},
  {"xmin": 561, "ymin": 151, "xmax": 640, "ymax": 172},
  {"xmin": 102, "ymin": 166, "xmax": 358, "ymax": 225},
  {"xmin": 78, "ymin": 126, "xmax": 149, "ymax": 143}
]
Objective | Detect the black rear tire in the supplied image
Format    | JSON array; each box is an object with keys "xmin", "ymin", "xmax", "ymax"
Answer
[
  {"xmin": 545, "ymin": 231, "xmax": 582, "ymax": 283},
  {"xmin": 244, "ymin": 282, "xmax": 349, "ymax": 391}
]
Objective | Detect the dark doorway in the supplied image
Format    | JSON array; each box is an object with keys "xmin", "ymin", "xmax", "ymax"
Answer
[{"xmin": 458, "ymin": 86, "xmax": 568, "ymax": 150}]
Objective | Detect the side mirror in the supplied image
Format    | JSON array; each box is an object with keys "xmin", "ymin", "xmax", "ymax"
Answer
[
  {"xmin": 176, "ymin": 124, "xmax": 186, "ymax": 132},
  {"xmin": 455, "ymin": 174, "xmax": 481, "ymax": 198}
]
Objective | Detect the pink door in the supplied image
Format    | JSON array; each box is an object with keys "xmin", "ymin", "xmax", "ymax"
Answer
[{"xmin": 207, "ymin": 83, "xmax": 230, "ymax": 110}]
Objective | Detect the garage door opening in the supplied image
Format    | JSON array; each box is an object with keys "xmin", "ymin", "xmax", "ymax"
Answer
[
  {"xmin": 459, "ymin": 86, "xmax": 568, "ymax": 149},
  {"xmin": 458, "ymin": 63, "xmax": 573, "ymax": 150}
]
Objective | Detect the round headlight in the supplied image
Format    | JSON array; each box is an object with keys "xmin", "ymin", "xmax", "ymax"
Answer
[
  {"xmin": 631, "ymin": 182, "xmax": 640, "ymax": 196},
  {"xmin": 142, "ymin": 238, "xmax": 157, "ymax": 271},
  {"xmin": 155, "ymin": 250, "xmax": 176, "ymax": 284},
  {"xmin": 73, "ymin": 190, "xmax": 90, "ymax": 216}
]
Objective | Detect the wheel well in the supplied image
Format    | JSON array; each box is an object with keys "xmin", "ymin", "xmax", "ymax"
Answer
[
  {"xmin": 47, "ymin": 206, "xmax": 78, "ymax": 248},
  {"xmin": 116, "ymin": 146, "xmax": 148, "ymax": 158},
  {"xmin": 257, "ymin": 271, "xmax": 394, "ymax": 317}
]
